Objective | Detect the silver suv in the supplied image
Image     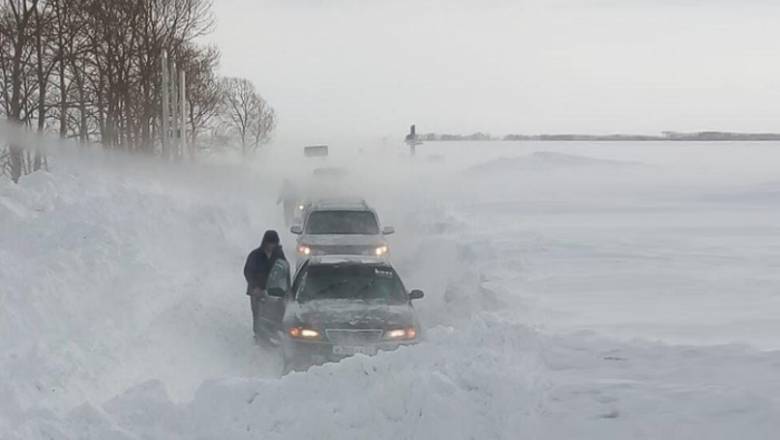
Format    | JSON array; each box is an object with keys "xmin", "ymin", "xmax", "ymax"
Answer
[{"xmin": 290, "ymin": 198, "xmax": 395, "ymax": 263}]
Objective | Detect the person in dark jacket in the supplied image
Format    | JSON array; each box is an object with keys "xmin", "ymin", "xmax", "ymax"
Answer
[{"xmin": 244, "ymin": 230, "xmax": 287, "ymax": 343}]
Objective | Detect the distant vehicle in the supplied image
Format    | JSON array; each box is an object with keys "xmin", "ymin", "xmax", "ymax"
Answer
[
  {"xmin": 259, "ymin": 256, "xmax": 424, "ymax": 373},
  {"xmin": 304, "ymin": 145, "xmax": 329, "ymax": 158},
  {"xmin": 291, "ymin": 200, "xmax": 310, "ymax": 226},
  {"xmin": 278, "ymin": 179, "xmax": 302, "ymax": 227},
  {"xmin": 290, "ymin": 198, "xmax": 395, "ymax": 263},
  {"xmin": 281, "ymin": 167, "xmax": 352, "ymax": 226},
  {"xmin": 312, "ymin": 166, "xmax": 348, "ymax": 179}
]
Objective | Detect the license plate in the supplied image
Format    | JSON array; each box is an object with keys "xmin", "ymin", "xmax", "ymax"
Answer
[{"xmin": 333, "ymin": 345, "xmax": 377, "ymax": 356}]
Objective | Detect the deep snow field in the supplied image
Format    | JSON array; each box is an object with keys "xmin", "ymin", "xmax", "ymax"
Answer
[{"xmin": 2, "ymin": 138, "xmax": 780, "ymax": 439}]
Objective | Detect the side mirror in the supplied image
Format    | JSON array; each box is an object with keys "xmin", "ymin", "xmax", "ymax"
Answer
[
  {"xmin": 409, "ymin": 289, "xmax": 424, "ymax": 300},
  {"xmin": 382, "ymin": 226, "xmax": 395, "ymax": 235},
  {"xmin": 290, "ymin": 225, "xmax": 303, "ymax": 235},
  {"xmin": 267, "ymin": 287, "xmax": 287, "ymax": 298}
]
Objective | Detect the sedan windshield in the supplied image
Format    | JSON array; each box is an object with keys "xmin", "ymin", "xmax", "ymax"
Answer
[
  {"xmin": 306, "ymin": 210, "xmax": 379, "ymax": 235},
  {"xmin": 296, "ymin": 265, "xmax": 406, "ymax": 303}
]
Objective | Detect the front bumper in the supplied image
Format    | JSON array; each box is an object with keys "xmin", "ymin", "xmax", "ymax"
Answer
[{"xmin": 281, "ymin": 337, "xmax": 415, "ymax": 370}]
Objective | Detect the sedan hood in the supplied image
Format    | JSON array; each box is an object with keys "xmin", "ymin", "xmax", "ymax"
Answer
[
  {"xmin": 300, "ymin": 234, "xmax": 386, "ymax": 247},
  {"xmin": 285, "ymin": 300, "xmax": 415, "ymax": 329}
]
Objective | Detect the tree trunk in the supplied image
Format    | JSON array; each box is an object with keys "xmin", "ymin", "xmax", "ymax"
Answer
[
  {"xmin": 58, "ymin": 51, "xmax": 68, "ymax": 139},
  {"xmin": 8, "ymin": 26, "xmax": 27, "ymax": 183},
  {"xmin": 9, "ymin": 145, "xmax": 23, "ymax": 183},
  {"xmin": 34, "ymin": 4, "xmax": 47, "ymax": 172}
]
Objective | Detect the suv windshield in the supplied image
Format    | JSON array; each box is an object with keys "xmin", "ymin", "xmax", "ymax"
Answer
[
  {"xmin": 296, "ymin": 264, "xmax": 406, "ymax": 303},
  {"xmin": 306, "ymin": 210, "xmax": 379, "ymax": 235}
]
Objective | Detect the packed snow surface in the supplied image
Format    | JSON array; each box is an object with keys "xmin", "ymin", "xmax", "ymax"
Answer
[{"xmin": 2, "ymin": 141, "xmax": 780, "ymax": 439}]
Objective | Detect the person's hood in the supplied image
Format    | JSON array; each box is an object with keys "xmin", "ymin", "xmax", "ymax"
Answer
[{"xmin": 261, "ymin": 230, "xmax": 281, "ymax": 247}]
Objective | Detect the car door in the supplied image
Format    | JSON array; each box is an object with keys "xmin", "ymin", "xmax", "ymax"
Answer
[{"xmin": 261, "ymin": 259, "xmax": 291, "ymax": 337}]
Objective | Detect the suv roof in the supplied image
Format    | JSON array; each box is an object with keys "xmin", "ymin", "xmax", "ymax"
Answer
[{"xmin": 309, "ymin": 198, "xmax": 370, "ymax": 211}]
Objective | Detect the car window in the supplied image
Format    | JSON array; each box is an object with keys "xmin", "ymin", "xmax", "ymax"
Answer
[
  {"xmin": 295, "ymin": 265, "xmax": 406, "ymax": 304},
  {"xmin": 266, "ymin": 259, "xmax": 291, "ymax": 294},
  {"xmin": 305, "ymin": 210, "xmax": 379, "ymax": 235}
]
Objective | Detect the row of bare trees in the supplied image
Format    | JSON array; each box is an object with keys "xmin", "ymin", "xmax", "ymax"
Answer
[{"xmin": 1, "ymin": 0, "xmax": 275, "ymax": 183}]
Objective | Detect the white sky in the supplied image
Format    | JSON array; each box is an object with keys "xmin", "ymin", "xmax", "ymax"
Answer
[{"xmin": 209, "ymin": 0, "xmax": 780, "ymax": 141}]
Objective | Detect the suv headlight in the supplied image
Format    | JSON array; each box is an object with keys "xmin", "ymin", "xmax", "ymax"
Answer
[
  {"xmin": 374, "ymin": 245, "xmax": 389, "ymax": 257},
  {"xmin": 298, "ymin": 245, "xmax": 312, "ymax": 256}
]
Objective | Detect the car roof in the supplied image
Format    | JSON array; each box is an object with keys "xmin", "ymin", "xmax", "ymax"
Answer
[
  {"xmin": 309, "ymin": 197, "xmax": 370, "ymax": 211},
  {"xmin": 306, "ymin": 255, "xmax": 392, "ymax": 267}
]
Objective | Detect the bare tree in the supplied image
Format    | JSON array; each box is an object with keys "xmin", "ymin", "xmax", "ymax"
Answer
[
  {"xmin": 249, "ymin": 97, "xmax": 275, "ymax": 148},
  {"xmin": 180, "ymin": 44, "xmax": 220, "ymax": 152},
  {"xmin": 0, "ymin": 0, "xmax": 274, "ymax": 182},
  {"xmin": 0, "ymin": 0, "xmax": 39, "ymax": 183},
  {"xmin": 219, "ymin": 77, "xmax": 276, "ymax": 156},
  {"xmin": 73, "ymin": 0, "xmax": 215, "ymax": 152},
  {"xmin": 30, "ymin": 0, "xmax": 57, "ymax": 170}
]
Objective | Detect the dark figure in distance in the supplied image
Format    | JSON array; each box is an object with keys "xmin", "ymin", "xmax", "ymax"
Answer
[
  {"xmin": 277, "ymin": 179, "xmax": 299, "ymax": 226},
  {"xmin": 244, "ymin": 230, "xmax": 287, "ymax": 343}
]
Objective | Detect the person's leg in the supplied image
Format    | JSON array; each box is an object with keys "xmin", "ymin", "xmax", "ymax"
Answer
[{"xmin": 251, "ymin": 296, "xmax": 261, "ymax": 339}]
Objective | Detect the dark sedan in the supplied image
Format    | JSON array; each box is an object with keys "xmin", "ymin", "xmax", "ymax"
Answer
[{"xmin": 256, "ymin": 255, "xmax": 424, "ymax": 373}]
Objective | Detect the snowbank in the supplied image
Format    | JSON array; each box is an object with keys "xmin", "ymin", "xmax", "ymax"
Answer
[
  {"xmin": 0, "ymin": 158, "xmax": 282, "ymax": 421},
  {"xmin": 4, "ymin": 140, "xmax": 780, "ymax": 439},
  {"xmin": 11, "ymin": 315, "xmax": 780, "ymax": 439}
]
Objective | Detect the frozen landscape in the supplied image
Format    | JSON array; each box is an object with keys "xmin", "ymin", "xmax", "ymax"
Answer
[{"xmin": 2, "ymin": 139, "xmax": 780, "ymax": 439}]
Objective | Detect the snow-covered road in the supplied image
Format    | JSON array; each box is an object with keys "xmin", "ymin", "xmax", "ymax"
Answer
[{"xmin": 2, "ymin": 141, "xmax": 780, "ymax": 438}]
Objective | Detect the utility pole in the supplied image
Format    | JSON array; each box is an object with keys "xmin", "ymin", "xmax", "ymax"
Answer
[
  {"xmin": 179, "ymin": 69, "xmax": 187, "ymax": 159},
  {"xmin": 170, "ymin": 60, "xmax": 179, "ymax": 159},
  {"xmin": 405, "ymin": 124, "xmax": 422, "ymax": 155},
  {"xmin": 160, "ymin": 51, "xmax": 188, "ymax": 160},
  {"xmin": 161, "ymin": 50, "xmax": 170, "ymax": 158}
]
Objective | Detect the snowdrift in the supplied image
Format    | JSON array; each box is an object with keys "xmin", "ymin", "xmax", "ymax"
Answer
[
  {"xmin": 0, "ymin": 160, "xmax": 282, "ymax": 422},
  {"xmin": 4, "ymin": 140, "xmax": 780, "ymax": 439},
  {"xmin": 12, "ymin": 317, "xmax": 780, "ymax": 440}
]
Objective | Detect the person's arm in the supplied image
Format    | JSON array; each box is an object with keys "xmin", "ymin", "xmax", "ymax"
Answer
[{"xmin": 244, "ymin": 251, "xmax": 256, "ymax": 287}]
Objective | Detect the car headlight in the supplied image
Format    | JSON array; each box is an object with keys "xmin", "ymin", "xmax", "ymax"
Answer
[
  {"xmin": 374, "ymin": 245, "xmax": 389, "ymax": 256},
  {"xmin": 298, "ymin": 245, "xmax": 312, "ymax": 256},
  {"xmin": 298, "ymin": 204, "xmax": 305, "ymax": 211},
  {"xmin": 385, "ymin": 327, "xmax": 416, "ymax": 340},
  {"xmin": 288, "ymin": 327, "xmax": 321, "ymax": 339}
]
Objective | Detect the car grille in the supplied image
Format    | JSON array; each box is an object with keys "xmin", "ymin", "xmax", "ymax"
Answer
[
  {"xmin": 315, "ymin": 245, "xmax": 371, "ymax": 255},
  {"xmin": 325, "ymin": 329, "xmax": 383, "ymax": 345}
]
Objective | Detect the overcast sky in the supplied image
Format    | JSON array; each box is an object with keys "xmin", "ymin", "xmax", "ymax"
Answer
[{"xmin": 209, "ymin": 0, "xmax": 780, "ymax": 142}]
